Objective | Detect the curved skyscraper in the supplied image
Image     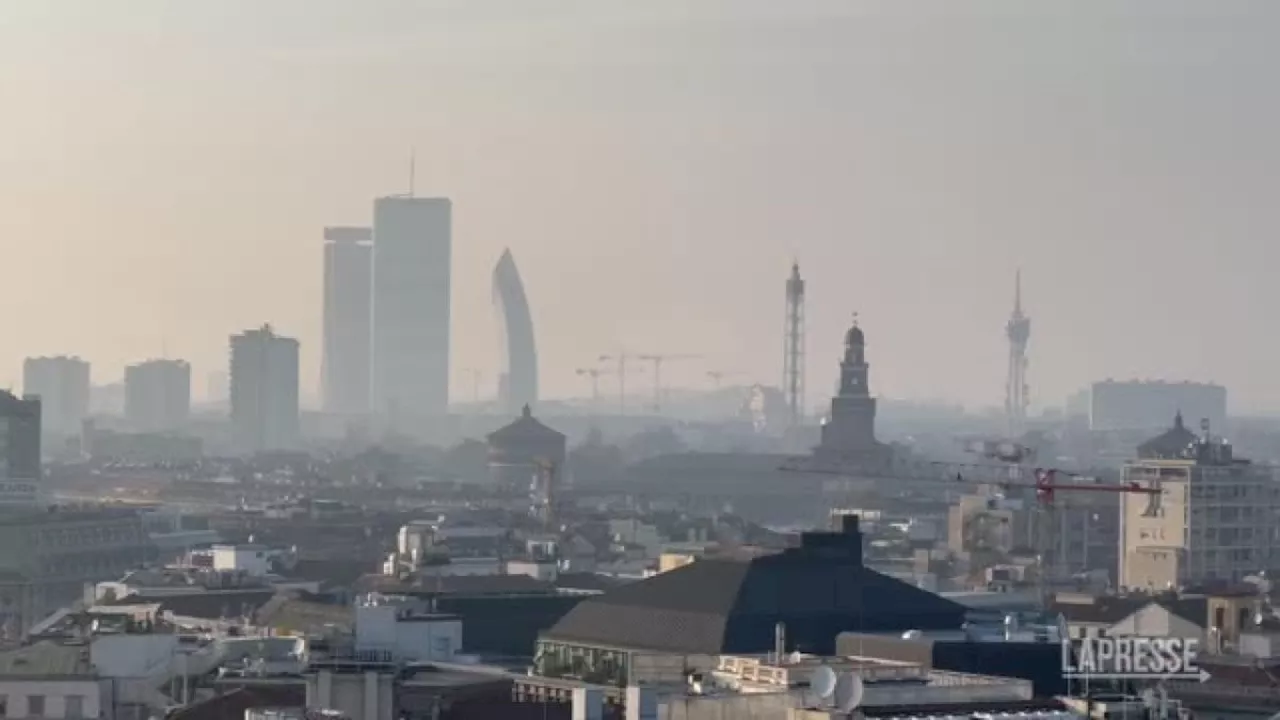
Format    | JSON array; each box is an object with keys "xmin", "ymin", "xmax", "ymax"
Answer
[{"xmin": 492, "ymin": 249, "xmax": 538, "ymax": 413}]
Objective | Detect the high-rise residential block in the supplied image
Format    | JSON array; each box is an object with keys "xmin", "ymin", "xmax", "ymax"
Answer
[
  {"xmin": 124, "ymin": 359, "xmax": 191, "ymax": 432},
  {"xmin": 230, "ymin": 324, "xmax": 300, "ymax": 453},
  {"xmin": 22, "ymin": 356, "xmax": 90, "ymax": 437}
]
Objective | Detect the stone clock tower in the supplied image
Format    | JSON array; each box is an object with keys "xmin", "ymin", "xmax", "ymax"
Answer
[{"xmin": 817, "ymin": 315, "xmax": 887, "ymax": 461}]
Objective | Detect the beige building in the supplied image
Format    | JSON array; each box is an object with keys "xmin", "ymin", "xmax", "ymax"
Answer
[{"xmin": 1119, "ymin": 414, "xmax": 1279, "ymax": 590}]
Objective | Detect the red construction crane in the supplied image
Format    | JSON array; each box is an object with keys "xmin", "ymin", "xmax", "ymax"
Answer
[{"xmin": 778, "ymin": 455, "xmax": 1162, "ymax": 605}]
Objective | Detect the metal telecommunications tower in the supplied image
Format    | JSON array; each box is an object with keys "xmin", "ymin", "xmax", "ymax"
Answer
[
  {"xmin": 1005, "ymin": 270, "xmax": 1031, "ymax": 437},
  {"xmin": 783, "ymin": 262, "xmax": 806, "ymax": 426}
]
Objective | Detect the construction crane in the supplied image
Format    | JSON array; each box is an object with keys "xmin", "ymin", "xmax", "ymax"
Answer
[
  {"xmin": 706, "ymin": 370, "xmax": 743, "ymax": 390},
  {"xmin": 599, "ymin": 352, "xmax": 644, "ymax": 416},
  {"xmin": 636, "ymin": 353, "xmax": 702, "ymax": 413},
  {"xmin": 575, "ymin": 366, "xmax": 612, "ymax": 408},
  {"xmin": 778, "ymin": 454, "xmax": 1162, "ymax": 607}
]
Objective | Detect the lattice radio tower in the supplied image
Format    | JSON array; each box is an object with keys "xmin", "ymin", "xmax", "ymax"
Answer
[
  {"xmin": 783, "ymin": 262, "xmax": 806, "ymax": 426},
  {"xmin": 1005, "ymin": 270, "xmax": 1031, "ymax": 436}
]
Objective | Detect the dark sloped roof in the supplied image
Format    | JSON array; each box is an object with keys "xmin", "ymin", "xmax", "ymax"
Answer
[
  {"xmin": 1051, "ymin": 595, "xmax": 1207, "ymax": 628},
  {"xmin": 254, "ymin": 594, "xmax": 353, "ymax": 633},
  {"xmin": 290, "ymin": 558, "xmax": 372, "ymax": 586},
  {"xmin": 169, "ymin": 686, "xmax": 304, "ymax": 720},
  {"xmin": 109, "ymin": 589, "xmax": 277, "ymax": 620},
  {"xmin": 359, "ymin": 573, "xmax": 556, "ymax": 597},
  {"xmin": 487, "ymin": 406, "xmax": 564, "ymax": 443},
  {"xmin": 1049, "ymin": 596, "xmax": 1146, "ymax": 624},
  {"xmin": 554, "ymin": 572, "xmax": 632, "ymax": 594},
  {"xmin": 543, "ymin": 534, "xmax": 964, "ymax": 655},
  {"xmin": 1137, "ymin": 413, "xmax": 1197, "ymax": 459},
  {"xmin": 1159, "ymin": 596, "xmax": 1208, "ymax": 626}
]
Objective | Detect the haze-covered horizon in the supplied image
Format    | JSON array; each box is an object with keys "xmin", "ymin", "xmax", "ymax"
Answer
[{"xmin": 3, "ymin": 2, "xmax": 1278, "ymax": 414}]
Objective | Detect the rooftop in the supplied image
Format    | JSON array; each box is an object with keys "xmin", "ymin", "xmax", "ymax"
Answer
[
  {"xmin": 1136, "ymin": 413, "xmax": 1199, "ymax": 460},
  {"xmin": 542, "ymin": 516, "xmax": 964, "ymax": 655},
  {"xmin": 487, "ymin": 405, "xmax": 565, "ymax": 443},
  {"xmin": 0, "ymin": 641, "xmax": 93, "ymax": 677}
]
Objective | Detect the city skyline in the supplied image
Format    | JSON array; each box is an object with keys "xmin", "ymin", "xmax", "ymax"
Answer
[{"xmin": 3, "ymin": 2, "xmax": 1278, "ymax": 412}]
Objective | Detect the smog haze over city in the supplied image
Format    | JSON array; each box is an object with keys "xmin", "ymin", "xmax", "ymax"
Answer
[
  {"xmin": 2, "ymin": 1, "xmax": 1279, "ymax": 412},
  {"xmin": 12, "ymin": 6, "xmax": 1280, "ymax": 717}
]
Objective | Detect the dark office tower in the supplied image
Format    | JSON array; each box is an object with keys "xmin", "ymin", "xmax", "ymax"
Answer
[
  {"xmin": 371, "ymin": 196, "xmax": 452, "ymax": 421},
  {"xmin": 322, "ymin": 226, "xmax": 373, "ymax": 415},
  {"xmin": 22, "ymin": 356, "xmax": 90, "ymax": 437},
  {"xmin": 230, "ymin": 324, "xmax": 300, "ymax": 454},
  {"xmin": 492, "ymin": 249, "xmax": 538, "ymax": 414},
  {"xmin": 124, "ymin": 359, "xmax": 191, "ymax": 432},
  {"xmin": 0, "ymin": 390, "xmax": 41, "ymax": 509}
]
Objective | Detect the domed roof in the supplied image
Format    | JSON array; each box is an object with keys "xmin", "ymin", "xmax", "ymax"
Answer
[
  {"xmin": 487, "ymin": 404, "xmax": 565, "ymax": 445},
  {"xmin": 1137, "ymin": 411, "xmax": 1197, "ymax": 460}
]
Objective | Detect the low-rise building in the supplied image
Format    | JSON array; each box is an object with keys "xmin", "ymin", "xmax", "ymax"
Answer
[
  {"xmin": 0, "ymin": 509, "xmax": 151, "ymax": 635},
  {"xmin": 0, "ymin": 642, "xmax": 110, "ymax": 719}
]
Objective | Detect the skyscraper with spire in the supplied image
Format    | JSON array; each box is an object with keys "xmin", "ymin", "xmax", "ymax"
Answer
[
  {"xmin": 1005, "ymin": 271, "xmax": 1031, "ymax": 437},
  {"xmin": 370, "ymin": 195, "xmax": 452, "ymax": 421}
]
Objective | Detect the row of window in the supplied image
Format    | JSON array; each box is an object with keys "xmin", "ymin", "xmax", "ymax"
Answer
[
  {"xmin": 0, "ymin": 693, "xmax": 86, "ymax": 718},
  {"xmin": 31, "ymin": 526, "xmax": 139, "ymax": 550}
]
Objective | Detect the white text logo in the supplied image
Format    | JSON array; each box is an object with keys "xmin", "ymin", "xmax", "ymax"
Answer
[{"xmin": 1062, "ymin": 636, "xmax": 1209, "ymax": 681}]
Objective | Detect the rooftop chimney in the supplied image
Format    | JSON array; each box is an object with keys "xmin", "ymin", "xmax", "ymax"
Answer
[
  {"xmin": 841, "ymin": 514, "xmax": 860, "ymax": 536},
  {"xmin": 798, "ymin": 512, "xmax": 864, "ymax": 566}
]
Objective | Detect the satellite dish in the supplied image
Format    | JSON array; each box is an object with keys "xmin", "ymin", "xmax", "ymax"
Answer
[
  {"xmin": 834, "ymin": 673, "xmax": 864, "ymax": 712},
  {"xmin": 810, "ymin": 666, "xmax": 837, "ymax": 699},
  {"xmin": 788, "ymin": 650, "xmax": 803, "ymax": 665}
]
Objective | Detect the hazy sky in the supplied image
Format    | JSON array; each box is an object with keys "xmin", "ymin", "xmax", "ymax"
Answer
[{"xmin": 2, "ymin": 1, "xmax": 1279, "ymax": 413}]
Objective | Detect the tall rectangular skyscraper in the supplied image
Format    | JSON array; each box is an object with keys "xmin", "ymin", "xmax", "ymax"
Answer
[
  {"xmin": 322, "ymin": 226, "xmax": 373, "ymax": 415},
  {"xmin": 230, "ymin": 324, "xmax": 300, "ymax": 454},
  {"xmin": 22, "ymin": 356, "xmax": 90, "ymax": 437},
  {"xmin": 371, "ymin": 196, "xmax": 452, "ymax": 420}
]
